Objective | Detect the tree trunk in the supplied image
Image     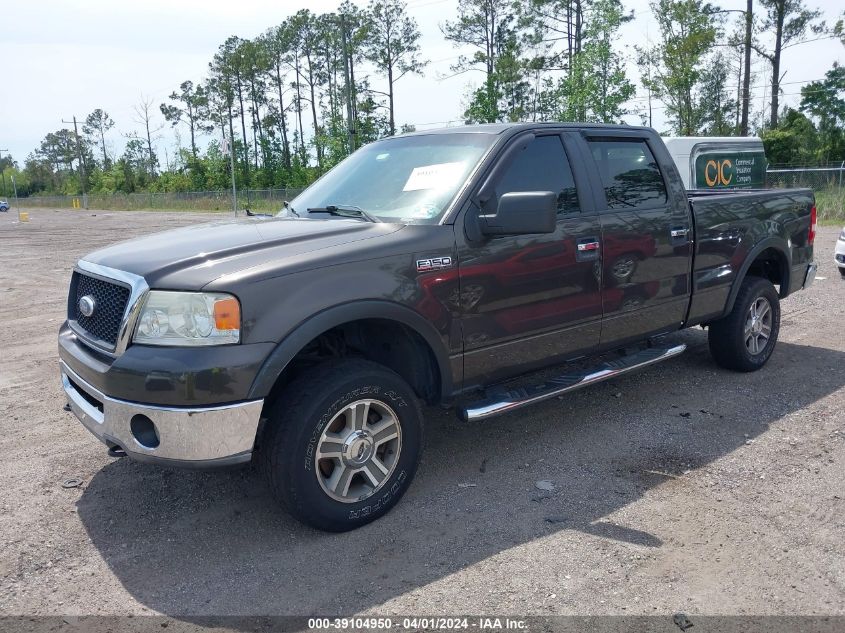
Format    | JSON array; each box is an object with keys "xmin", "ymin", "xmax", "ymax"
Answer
[
  {"xmin": 275, "ymin": 63, "xmax": 292, "ymax": 169},
  {"xmin": 306, "ymin": 53, "xmax": 323, "ymax": 169},
  {"xmin": 252, "ymin": 107, "xmax": 259, "ymax": 170},
  {"xmin": 341, "ymin": 18, "xmax": 356, "ymax": 152},
  {"xmin": 350, "ymin": 56, "xmax": 358, "ymax": 135},
  {"xmin": 187, "ymin": 102, "xmax": 198, "ymax": 159},
  {"xmin": 227, "ymin": 103, "xmax": 236, "ymax": 185},
  {"xmin": 769, "ymin": 1, "xmax": 784, "ymax": 128},
  {"xmin": 235, "ymin": 68, "xmax": 250, "ymax": 182},
  {"xmin": 575, "ymin": 0, "xmax": 582, "ymax": 54},
  {"xmin": 249, "ymin": 76, "xmax": 264, "ymax": 169},
  {"xmin": 294, "ymin": 54, "xmax": 307, "ymax": 164},
  {"xmin": 100, "ymin": 130, "xmax": 108, "ymax": 166},
  {"xmin": 740, "ymin": 0, "xmax": 753, "ymax": 135},
  {"xmin": 387, "ymin": 62, "xmax": 396, "ymax": 136},
  {"xmin": 144, "ymin": 119, "xmax": 155, "ymax": 173},
  {"xmin": 566, "ymin": 0, "xmax": 573, "ymax": 77}
]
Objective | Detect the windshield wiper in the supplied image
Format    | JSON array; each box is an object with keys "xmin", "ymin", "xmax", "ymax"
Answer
[{"xmin": 306, "ymin": 204, "xmax": 379, "ymax": 223}]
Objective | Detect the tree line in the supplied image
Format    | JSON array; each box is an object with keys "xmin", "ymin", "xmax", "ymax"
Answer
[{"xmin": 3, "ymin": 0, "xmax": 844, "ymax": 199}]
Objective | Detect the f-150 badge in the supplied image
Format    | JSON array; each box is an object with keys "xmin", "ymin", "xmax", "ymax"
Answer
[{"xmin": 417, "ymin": 256, "xmax": 453, "ymax": 272}]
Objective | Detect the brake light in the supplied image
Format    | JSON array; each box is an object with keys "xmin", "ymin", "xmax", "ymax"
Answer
[{"xmin": 809, "ymin": 205, "xmax": 817, "ymax": 245}]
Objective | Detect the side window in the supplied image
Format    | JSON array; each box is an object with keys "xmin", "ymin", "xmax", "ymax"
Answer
[
  {"xmin": 588, "ymin": 139, "xmax": 668, "ymax": 210},
  {"xmin": 496, "ymin": 135, "xmax": 580, "ymax": 215}
]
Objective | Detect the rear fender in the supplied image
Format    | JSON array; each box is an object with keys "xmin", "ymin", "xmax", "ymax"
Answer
[{"xmin": 723, "ymin": 237, "xmax": 791, "ymax": 316}]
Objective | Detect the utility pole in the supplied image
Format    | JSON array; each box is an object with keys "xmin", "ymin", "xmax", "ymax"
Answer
[
  {"xmin": 740, "ymin": 0, "xmax": 753, "ymax": 136},
  {"xmin": 62, "ymin": 116, "xmax": 88, "ymax": 209},
  {"xmin": 222, "ymin": 134, "xmax": 238, "ymax": 216},
  {"xmin": 11, "ymin": 173, "xmax": 19, "ymax": 220}
]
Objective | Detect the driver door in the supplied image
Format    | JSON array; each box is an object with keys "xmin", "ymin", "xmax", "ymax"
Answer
[{"xmin": 458, "ymin": 133, "xmax": 603, "ymax": 388}]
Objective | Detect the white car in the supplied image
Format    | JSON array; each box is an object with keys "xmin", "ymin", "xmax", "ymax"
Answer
[
  {"xmin": 836, "ymin": 227, "xmax": 845, "ymax": 278},
  {"xmin": 0, "ymin": 200, "xmax": 9, "ymax": 212}
]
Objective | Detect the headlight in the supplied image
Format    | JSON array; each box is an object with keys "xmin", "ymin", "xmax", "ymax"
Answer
[
  {"xmin": 839, "ymin": 228, "xmax": 845, "ymax": 241},
  {"xmin": 133, "ymin": 291, "xmax": 240, "ymax": 346}
]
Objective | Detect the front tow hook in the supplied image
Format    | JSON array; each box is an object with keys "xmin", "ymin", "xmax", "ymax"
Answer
[{"xmin": 107, "ymin": 445, "xmax": 127, "ymax": 458}]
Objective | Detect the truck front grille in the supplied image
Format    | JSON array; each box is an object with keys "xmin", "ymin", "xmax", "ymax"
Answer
[{"xmin": 70, "ymin": 272, "xmax": 131, "ymax": 348}]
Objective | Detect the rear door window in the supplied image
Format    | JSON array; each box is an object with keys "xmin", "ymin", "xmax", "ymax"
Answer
[{"xmin": 588, "ymin": 139, "xmax": 667, "ymax": 210}]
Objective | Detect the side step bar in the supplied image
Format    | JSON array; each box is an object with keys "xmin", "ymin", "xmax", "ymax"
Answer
[{"xmin": 460, "ymin": 344, "xmax": 686, "ymax": 421}]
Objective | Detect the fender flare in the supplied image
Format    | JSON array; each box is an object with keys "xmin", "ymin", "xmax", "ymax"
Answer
[
  {"xmin": 247, "ymin": 300, "xmax": 454, "ymax": 401},
  {"xmin": 723, "ymin": 237, "xmax": 791, "ymax": 316}
]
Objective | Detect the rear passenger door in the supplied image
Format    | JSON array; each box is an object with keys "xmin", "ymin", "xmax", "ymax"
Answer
[{"xmin": 581, "ymin": 134, "xmax": 693, "ymax": 346}]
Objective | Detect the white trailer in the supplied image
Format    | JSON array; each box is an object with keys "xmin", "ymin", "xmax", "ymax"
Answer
[{"xmin": 662, "ymin": 136, "xmax": 767, "ymax": 190}]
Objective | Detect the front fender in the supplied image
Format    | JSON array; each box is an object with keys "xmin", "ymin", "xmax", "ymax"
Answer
[{"xmin": 247, "ymin": 300, "xmax": 455, "ymax": 401}]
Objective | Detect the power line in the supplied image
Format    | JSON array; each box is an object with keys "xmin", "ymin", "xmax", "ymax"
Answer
[
  {"xmin": 405, "ymin": 0, "xmax": 450, "ymax": 9},
  {"xmin": 623, "ymin": 77, "xmax": 831, "ymax": 104}
]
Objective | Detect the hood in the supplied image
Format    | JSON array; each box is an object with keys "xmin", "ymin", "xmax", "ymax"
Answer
[{"xmin": 82, "ymin": 216, "xmax": 404, "ymax": 289}]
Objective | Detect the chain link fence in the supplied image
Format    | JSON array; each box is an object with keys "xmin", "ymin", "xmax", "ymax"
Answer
[
  {"xmin": 11, "ymin": 167, "xmax": 845, "ymax": 221},
  {"xmin": 766, "ymin": 163, "xmax": 845, "ymax": 190},
  {"xmin": 766, "ymin": 163, "xmax": 845, "ymax": 222},
  {"xmin": 14, "ymin": 188, "xmax": 305, "ymax": 213}
]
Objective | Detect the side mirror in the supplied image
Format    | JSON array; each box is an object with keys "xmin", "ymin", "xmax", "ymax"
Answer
[{"xmin": 478, "ymin": 191, "xmax": 557, "ymax": 236}]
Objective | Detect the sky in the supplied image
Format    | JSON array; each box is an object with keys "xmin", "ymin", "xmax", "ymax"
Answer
[{"xmin": 1, "ymin": 0, "xmax": 843, "ymax": 166}]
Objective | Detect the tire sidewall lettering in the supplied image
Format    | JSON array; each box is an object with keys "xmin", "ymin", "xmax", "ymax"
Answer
[{"xmin": 348, "ymin": 470, "xmax": 407, "ymax": 520}]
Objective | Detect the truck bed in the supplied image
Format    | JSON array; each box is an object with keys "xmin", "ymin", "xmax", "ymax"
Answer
[{"xmin": 684, "ymin": 187, "xmax": 815, "ymax": 327}]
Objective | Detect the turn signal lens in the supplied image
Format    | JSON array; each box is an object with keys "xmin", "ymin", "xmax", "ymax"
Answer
[{"xmin": 213, "ymin": 297, "xmax": 240, "ymax": 331}]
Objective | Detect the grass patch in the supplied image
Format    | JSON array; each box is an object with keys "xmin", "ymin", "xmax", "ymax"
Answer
[{"xmin": 815, "ymin": 189, "xmax": 845, "ymax": 224}]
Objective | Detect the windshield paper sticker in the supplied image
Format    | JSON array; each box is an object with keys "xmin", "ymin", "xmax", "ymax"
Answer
[{"xmin": 403, "ymin": 162, "xmax": 465, "ymax": 192}]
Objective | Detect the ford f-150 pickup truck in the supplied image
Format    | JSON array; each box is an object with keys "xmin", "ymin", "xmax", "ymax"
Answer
[{"xmin": 59, "ymin": 123, "xmax": 817, "ymax": 531}]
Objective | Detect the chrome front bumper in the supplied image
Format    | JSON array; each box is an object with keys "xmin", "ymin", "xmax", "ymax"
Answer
[{"xmin": 60, "ymin": 361, "xmax": 263, "ymax": 468}]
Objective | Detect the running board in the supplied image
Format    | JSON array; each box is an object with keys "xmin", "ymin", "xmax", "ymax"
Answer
[{"xmin": 460, "ymin": 344, "xmax": 687, "ymax": 421}]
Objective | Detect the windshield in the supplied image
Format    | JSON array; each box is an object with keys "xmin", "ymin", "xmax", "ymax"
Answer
[{"xmin": 283, "ymin": 133, "xmax": 496, "ymax": 224}]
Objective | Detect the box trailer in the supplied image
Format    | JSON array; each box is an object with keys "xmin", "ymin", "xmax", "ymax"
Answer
[{"xmin": 662, "ymin": 136, "xmax": 767, "ymax": 190}]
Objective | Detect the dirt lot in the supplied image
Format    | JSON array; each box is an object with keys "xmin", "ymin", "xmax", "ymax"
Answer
[{"xmin": 0, "ymin": 209, "xmax": 843, "ymax": 619}]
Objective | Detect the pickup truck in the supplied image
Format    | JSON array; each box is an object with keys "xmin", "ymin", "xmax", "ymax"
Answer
[{"xmin": 59, "ymin": 123, "xmax": 817, "ymax": 531}]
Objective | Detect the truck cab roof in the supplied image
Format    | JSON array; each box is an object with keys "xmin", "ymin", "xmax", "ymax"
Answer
[{"xmin": 401, "ymin": 122, "xmax": 653, "ymax": 137}]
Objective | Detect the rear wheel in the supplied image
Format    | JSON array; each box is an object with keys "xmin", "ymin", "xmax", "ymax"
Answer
[
  {"xmin": 708, "ymin": 276, "xmax": 780, "ymax": 372},
  {"xmin": 259, "ymin": 358, "xmax": 423, "ymax": 532},
  {"xmin": 839, "ymin": 267, "xmax": 845, "ymax": 278}
]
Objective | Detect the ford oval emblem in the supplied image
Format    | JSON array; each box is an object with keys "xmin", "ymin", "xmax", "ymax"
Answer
[{"xmin": 78, "ymin": 295, "xmax": 96, "ymax": 318}]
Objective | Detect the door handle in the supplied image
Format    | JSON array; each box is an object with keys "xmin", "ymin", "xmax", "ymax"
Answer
[
  {"xmin": 577, "ymin": 240, "xmax": 600, "ymax": 252},
  {"xmin": 576, "ymin": 238, "xmax": 600, "ymax": 262},
  {"xmin": 670, "ymin": 228, "xmax": 689, "ymax": 239}
]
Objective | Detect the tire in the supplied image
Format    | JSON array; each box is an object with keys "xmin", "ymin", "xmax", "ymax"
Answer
[
  {"xmin": 708, "ymin": 276, "xmax": 780, "ymax": 372},
  {"xmin": 839, "ymin": 267, "xmax": 845, "ymax": 279},
  {"xmin": 259, "ymin": 358, "xmax": 423, "ymax": 532}
]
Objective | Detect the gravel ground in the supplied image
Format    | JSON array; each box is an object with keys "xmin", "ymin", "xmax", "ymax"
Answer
[{"xmin": 0, "ymin": 209, "xmax": 843, "ymax": 620}]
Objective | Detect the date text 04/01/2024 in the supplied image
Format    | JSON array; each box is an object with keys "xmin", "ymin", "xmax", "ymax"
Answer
[{"xmin": 307, "ymin": 617, "xmax": 528, "ymax": 630}]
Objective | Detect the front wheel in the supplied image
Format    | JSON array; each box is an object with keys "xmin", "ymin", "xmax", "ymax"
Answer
[
  {"xmin": 839, "ymin": 267, "xmax": 845, "ymax": 279},
  {"xmin": 708, "ymin": 276, "xmax": 781, "ymax": 372},
  {"xmin": 259, "ymin": 358, "xmax": 423, "ymax": 531}
]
